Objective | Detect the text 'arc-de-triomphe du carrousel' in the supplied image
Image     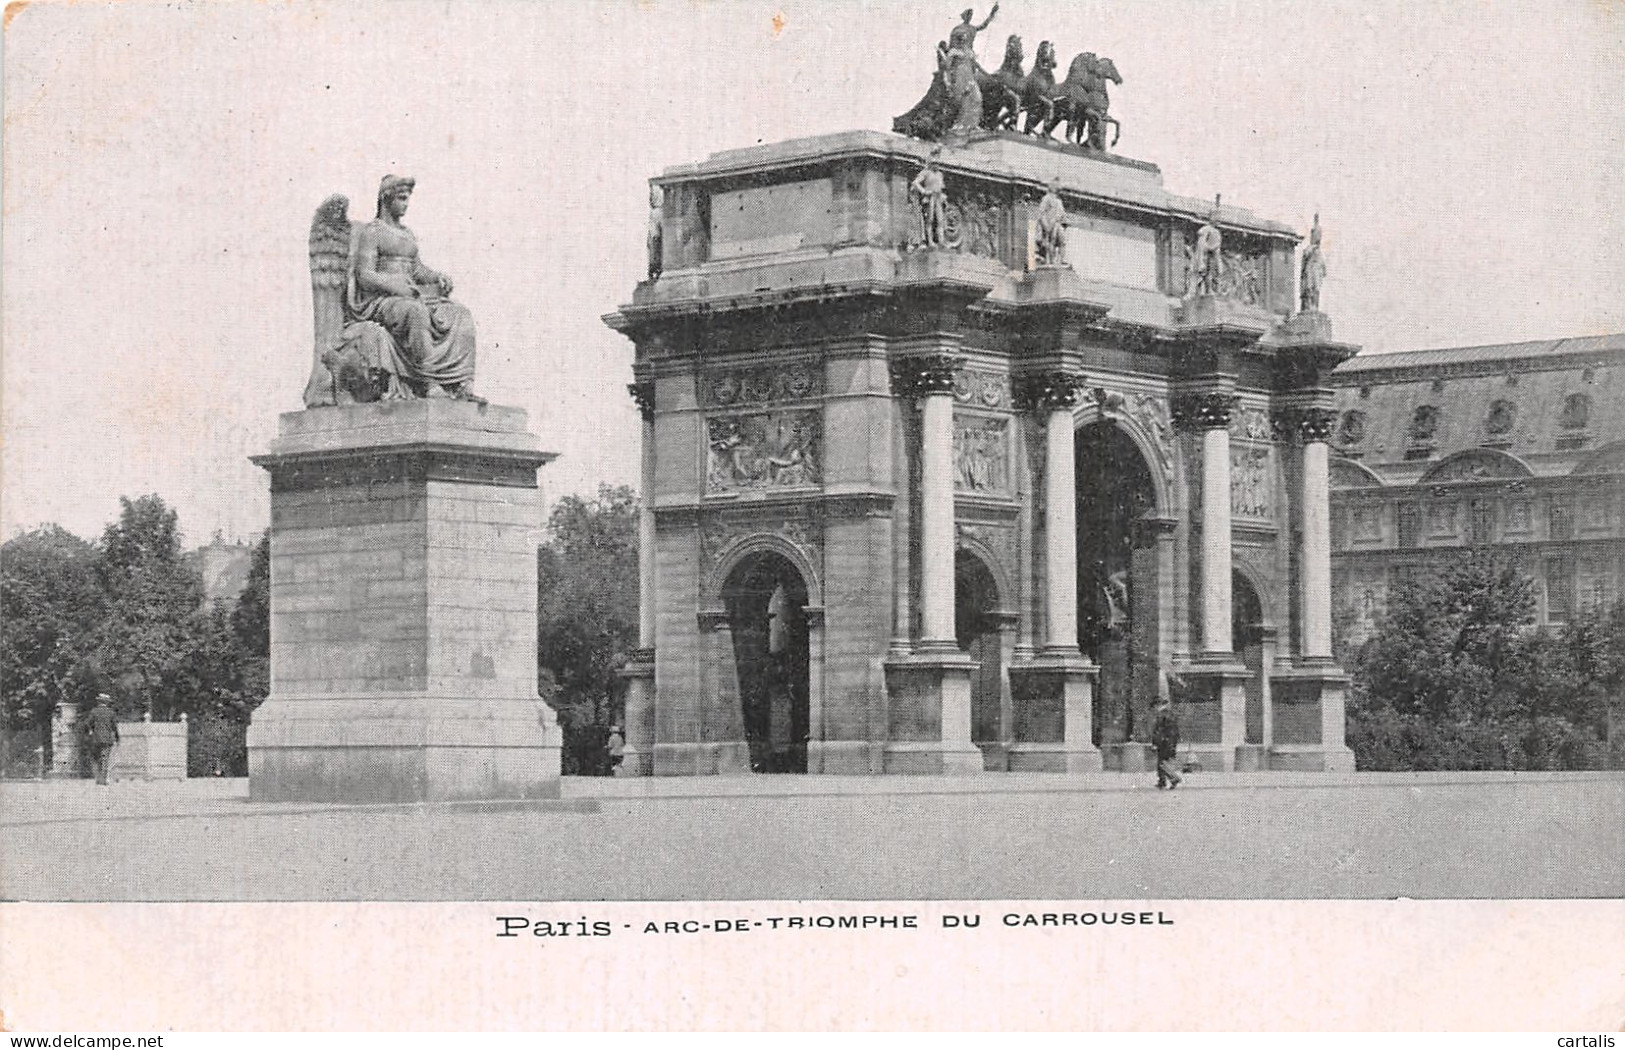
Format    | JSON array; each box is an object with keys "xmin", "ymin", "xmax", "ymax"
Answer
[
  {"xmin": 245, "ymin": 8, "xmax": 1356, "ymax": 802},
  {"xmin": 602, "ymin": 8, "xmax": 1356, "ymax": 778}
]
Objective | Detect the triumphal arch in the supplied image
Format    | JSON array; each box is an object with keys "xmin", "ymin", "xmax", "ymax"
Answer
[{"xmin": 606, "ymin": 41, "xmax": 1355, "ymax": 775}]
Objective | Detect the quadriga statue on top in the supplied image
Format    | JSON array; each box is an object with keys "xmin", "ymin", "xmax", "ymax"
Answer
[{"xmin": 303, "ymin": 175, "xmax": 481, "ymax": 407}]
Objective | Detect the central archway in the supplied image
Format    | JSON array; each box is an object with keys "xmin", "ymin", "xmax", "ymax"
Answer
[
  {"xmin": 955, "ymin": 548, "xmax": 1004, "ymax": 769},
  {"xmin": 722, "ymin": 551, "xmax": 811, "ymax": 773},
  {"xmin": 1075, "ymin": 421, "xmax": 1157, "ymax": 747}
]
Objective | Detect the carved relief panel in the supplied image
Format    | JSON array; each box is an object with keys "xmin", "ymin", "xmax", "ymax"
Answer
[
  {"xmin": 706, "ymin": 410, "xmax": 822, "ymax": 493},
  {"xmin": 702, "ymin": 363, "xmax": 822, "ymax": 407},
  {"xmin": 1229, "ymin": 446, "xmax": 1272, "ymax": 519},
  {"xmin": 953, "ymin": 415, "xmax": 1010, "ymax": 495}
]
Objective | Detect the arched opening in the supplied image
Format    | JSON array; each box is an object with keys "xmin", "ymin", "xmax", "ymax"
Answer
[
  {"xmin": 1075, "ymin": 421, "xmax": 1157, "ymax": 746},
  {"xmin": 722, "ymin": 551, "xmax": 811, "ymax": 773},
  {"xmin": 955, "ymin": 548, "xmax": 1004, "ymax": 768},
  {"xmin": 1232, "ymin": 571, "xmax": 1266, "ymax": 744}
]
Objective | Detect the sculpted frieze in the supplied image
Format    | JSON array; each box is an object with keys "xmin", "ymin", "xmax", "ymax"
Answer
[
  {"xmin": 700, "ymin": 512, "xmax": 824, "ymax": 574},
  {"xmin": 703, "ymin": 363, "xmax": 822, "ymax": 408},
  {"xmin": 953, "ymin": 367, "xmax": 1012, "ymax": 409},
  {"xmin": 1230, "ymin": 446, "xmax": 1272, "ymax": 519},
  {"xmin": 953, "ymin": 415, "xmax": 1010, "ymax": 494},
  {"xmin": 1230, "ymin": 405, "xmax": 1272, "ymax": 442},
  {"xmin": 706, "ymin": 410, "xmax": 821, "ymax": 492}
]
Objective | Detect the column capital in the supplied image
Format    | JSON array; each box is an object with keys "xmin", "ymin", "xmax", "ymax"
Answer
[
  {"xmin": 890, "ymin": 353, "xmax": 965, "ymax": 400},
  {"xmin": 1172, "ymin": 392, "xmax": 1239, "ymax": 432},
  {"xmin": 627, "ymin": 381, "xmax": 656, "ymax": 421},
  {"xmin": 1271, "ymin": 406, "xmax": 1337, "ymax": 444},
  {"xmin": 1015, "ymin": 369, "xmax": 1089, "ymax": 413}
]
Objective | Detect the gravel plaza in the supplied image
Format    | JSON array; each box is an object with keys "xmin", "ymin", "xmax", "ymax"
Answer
[{"xmin": 3, "ymin": 771, "xmax": 1619, "ymax": 902}]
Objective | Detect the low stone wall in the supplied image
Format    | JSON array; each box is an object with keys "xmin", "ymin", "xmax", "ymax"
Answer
[{"xmin": 109, "ymin": 721, "xmax": 187, "ymax": 782}]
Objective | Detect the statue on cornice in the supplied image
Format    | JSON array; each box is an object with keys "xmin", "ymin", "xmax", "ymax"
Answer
[
  {"xmin": 1300, "ymin": 213, "xmax": 1326, "ymax": 313},
  {"xmin": 1186, "ymin": 198, "xmax": 1224, "ymax": 299},
  {"xmin": 1034, "ymin": 180, "xmax": 1068, "ymax": 266}
]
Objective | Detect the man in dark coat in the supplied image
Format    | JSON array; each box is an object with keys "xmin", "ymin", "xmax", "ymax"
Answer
[
  {"xmin": 84, "ymin": 693, "xmax": 120, "ymax": 786},
  {"xmin": 1151, "ymin": 698, "xmax": 1182, "ymax": 790}
]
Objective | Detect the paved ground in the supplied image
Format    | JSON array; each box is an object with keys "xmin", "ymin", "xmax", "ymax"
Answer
[{"xmin": 2, "ymin": 772, "xmax": 1620, "ymax": 900}]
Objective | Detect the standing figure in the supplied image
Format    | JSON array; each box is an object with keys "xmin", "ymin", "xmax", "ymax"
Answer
[
  {"xmin": 1300, "ymin": 212, "xmax": 1326, "ymax": 312},
  {"xmin": 606, "ymin": 725, "xmax": 626, "ymax": 777},
  {"xmin": 646, "ymin": 185, "xmax": 664, "ymax": 280},
  {"xmin": 1187, "ymin": 199, "xmax": 1224, "ymax": 298},
  {"xmin": 1152, "ymin": 696, "xmax": 1182, "ymax": 790},
  {"xmin": 84, "ymin": 693, "xmax": 120, "ymax": 786},
  {"xmin": 941, "ymin": 5, "xmax": 999, "ymax": 129},
  {"xmin": 1034, "ymin": 180, "xmax": 1068, "ymax": 266},
  {"xmin": 911, "ymin": 150, "xmax": 948, "ymax": 248}
]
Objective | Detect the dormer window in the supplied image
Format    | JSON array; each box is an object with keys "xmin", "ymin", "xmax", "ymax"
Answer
[
  {"xmin": 1337, "ymin": 409, "xmax": 1367, "ymax": 447},
  {"xmin": 1560, "ymin": 393, "xmax": 1591, "ymax": 430}
]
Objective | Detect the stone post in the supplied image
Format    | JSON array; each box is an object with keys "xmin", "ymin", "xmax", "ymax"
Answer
[
  {"xmin": 882, "ymin": 354, "xmax": 982, "ymax": 774},
  {"xmin": 617, "ymin": 382, "xmax": 658, "ymax": 776},
  {"xmin": 1006, "ymin": 370, "xmax": 1101, "ymax": 773}
]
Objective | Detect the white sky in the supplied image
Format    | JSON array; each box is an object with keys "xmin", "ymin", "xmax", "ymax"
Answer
[{"xmin": 4, "ymin": 0, "xmax": 1623, "ymax": 544}]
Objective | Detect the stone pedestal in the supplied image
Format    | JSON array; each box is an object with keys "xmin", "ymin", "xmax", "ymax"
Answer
[
  {"xmin": 110, "ymin": 720, "xmax": 187, "ymax": 781},
  {"xmin": 617, "ymin": 649, "xmax": 656, "ymax": 777},
  {"xmin": 50, "ymin": 702, "xmax": 82, "ymax": 777},
  {"xmin": 1269, "ymin": 663, "xmax": 1357, "ymax": 772},
  {"xmin": 1007, "ymin": 656, "xmax": 1103, "ymax": 773},
  {"xmin": 1178, "ymin": 662, "xmax": 1250, "ymax": 772},
  {"xmin": 248, "ymin": 400, "xmax": 563, "ymax": 803},
  {"xmin": 1104, "ymin": 741, "xmax": 1155, "ymax": 773},
  {"xmin": 883, "ymin": 649, "xmax": 984, "ymax": 774}
]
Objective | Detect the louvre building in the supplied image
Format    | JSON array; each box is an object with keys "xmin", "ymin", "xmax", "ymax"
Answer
[{"xmin": 1329, "ymin": 333, "xmax": 1625, "ymax": 652}]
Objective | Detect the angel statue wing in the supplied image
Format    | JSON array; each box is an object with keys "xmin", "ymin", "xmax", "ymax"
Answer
[{"xmin": 302, "ymin": 194, "xmax": 353, "ymax": 407}]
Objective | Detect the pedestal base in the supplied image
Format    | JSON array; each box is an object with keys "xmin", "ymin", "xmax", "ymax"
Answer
[
  {"xmin": 651, "ymin": 741, "xmax": 753, "ymax": 776},
  {"xmin": 248, "ymin": 694, "xmax": 562, "ymax": 803},
  {"xmin": 809, "ymin": 740, "xmax": 881, "ymax": 774},
  {"xmin": 1103, "ymin": 741, "xmax": 1155, "ymax": 773},
  {"xmin": 1272, "ymin": 663, "xmax": 1357, "ymax": 772},
  {"xmin": 1007, "ymin": 654, "xmax": 1103, "ymax": 773},
  {"xmin": 617, "ymin": 653, "xmax": 657, "ymax": 778},
  {"xmin": 882, "ymin": 649, "xmax": 984, "ymax": 775},
  {"xmin": 1233, "ymin": 743, "xmax": 1271, "ymax": 772},
  {"xmin": 1177, "ymin": 662, "xmax": 1250, "ymax": 772}
]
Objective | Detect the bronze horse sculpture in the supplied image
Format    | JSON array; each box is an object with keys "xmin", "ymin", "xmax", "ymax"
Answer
[
  {"xmin": 1016, "ymin": 40, "xmax": 1060, "ymax": 135},
  {"xmin": 980, "ymin": 34, "xmax": 1027, "ymax": 130},
  {"xmin": 1044, "ymin": 52, "xmax": 1123, "ymax": 149}
]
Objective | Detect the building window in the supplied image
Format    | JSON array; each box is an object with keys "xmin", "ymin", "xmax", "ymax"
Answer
[
  {"xmin": 1545, "ymin": 555, "xmax": 1574, "ymax": 624},
  {"xmin": 1484, "ymin": 399, "xmax": 1517, "ymax": 437},
  {"xmin": 1580, "ymin": 558, "xmax": 1615, "ymax": 612},
  {"xmin": 1409, "ymin": 405, "xmax": 1440, "ymax": 443},
  {"xmin": 1505, "ymin": 499, "xmax": 1532, "ymax": 534},
  {"xmin": 1469, "ymin": 499, "xmax": 1494, "ymax": 545},
  {"xmin": 1559, "ymin": 393, "xmax": 1592, "ymax": 430},
  {"xmin": 1397, "ymin": 503, "xmax": 1421, "ymax": 547},
  {"xmin": 1549, "ymin": 498, "xmax": 1573, "ymax": 540}
]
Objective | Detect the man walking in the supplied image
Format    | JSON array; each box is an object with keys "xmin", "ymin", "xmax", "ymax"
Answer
[
  {"xmin": 1152, "ymin": 698, "xmax": 1182, "ymax": 790},
  {"xmin": 84, "ymin": 693, "xmax": 120, "ymax": 786}
]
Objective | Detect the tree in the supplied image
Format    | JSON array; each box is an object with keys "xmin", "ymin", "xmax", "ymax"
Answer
[
  {"xmin": 89, "ymin": 495, "xmax": 208, "ymax": 720},
  {"xmin": 536, "ymin": 485, "xmax": 639, "ymax": 775},
  {"xmin": 1348, "ymin": 553, "xmax": 1614, "ymax": 770},
  {"xmin": 0, "ymin": 526, "xmax": 105, "ymax": 773}
]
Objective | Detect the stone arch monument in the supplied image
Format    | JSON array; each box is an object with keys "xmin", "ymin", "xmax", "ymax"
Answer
[{"xmin": 607, "ymin": 123, "xmax": 1355, "ymax": 775}]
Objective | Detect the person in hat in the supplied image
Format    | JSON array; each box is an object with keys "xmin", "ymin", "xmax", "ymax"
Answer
[
  {"xmin": 606, "ymin": 725, "xmax": 626, "ymax": 777},
  {"xmin": 84, "ymin": 693, "xmax": 120, "ymax": 786},
  {"xmin": 1151, "ymin": 696, "xmax": 1182, "ymax": 791}
]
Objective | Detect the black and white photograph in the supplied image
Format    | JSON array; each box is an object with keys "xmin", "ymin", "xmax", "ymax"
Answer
[{"xmin": 2, "ymin": 0, "xmax": 1622, "ymax": 1032}]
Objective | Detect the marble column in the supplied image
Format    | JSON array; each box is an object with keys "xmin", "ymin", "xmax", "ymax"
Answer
[
  {"xmin": 1043, "ymin": 398, "xmax": 1079, "ymax": 655},
  {"xmin": 1172, "ymin": 390, "xmax": 1246, "ymax": 771},
  {"xmin": 1006, "ymin": 370, "xmax": 1100, "ymax": 773},
  {"xmin": 1297, "ymin": 408, "xmax": 1337, "ymax": 661},
  {"xmin": 1183, "ymin": 393, "xmax": 1239, "ymax": 656},
  {"xmin": 618, "ymin": 381, "xmax": 658, "ymax": 776},
  {"xmin": 882, "ymin": 353, "xmax": 981, "ymax": 774}
]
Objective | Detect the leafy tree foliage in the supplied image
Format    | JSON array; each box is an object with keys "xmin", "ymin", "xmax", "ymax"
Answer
[
  {"xmin": 536, "ymin": 484, "xmax": 638, "ymax": 775},
  {"xmin": 0, "ymin": 526, "xmax": 106, "ymax": 772},
  {"xmin": 1348, "ymin": 553, "xmax": 1620, "ymax": 770},
  {"xmin": 0, "ymin": 498, "xmax": 272, "ymax": 777}
]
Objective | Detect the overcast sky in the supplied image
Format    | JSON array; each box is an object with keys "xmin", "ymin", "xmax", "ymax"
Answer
[{"xmin": 4, "ymin": 0, "xmax": 1623, "ymax": 545}]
